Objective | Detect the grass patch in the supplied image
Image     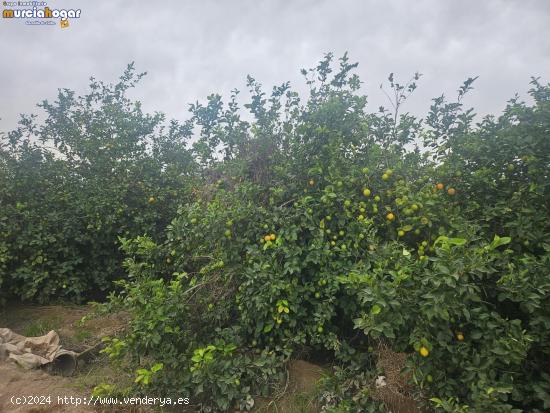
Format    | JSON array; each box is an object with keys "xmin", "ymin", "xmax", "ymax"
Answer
[{"xmin": 22, "ymin": 317, "xmax": 62, "ymax": 337}]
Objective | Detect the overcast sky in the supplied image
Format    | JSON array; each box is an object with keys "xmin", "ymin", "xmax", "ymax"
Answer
[{"xmin": 1, "ymin": 0, "xmax": 549, "ymax": 132}]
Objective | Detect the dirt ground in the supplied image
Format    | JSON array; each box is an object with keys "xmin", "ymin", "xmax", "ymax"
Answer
[
  {"xmin": 0, "ymin": 305, "xmax": 328, "ymax": 413},
  {"xmin": 0, "ymin": 304, "xmax": 132, "ymax": 413},
  {"xmin": 0, "ymin": 362, "xmax": 95, "ymax": 413}
]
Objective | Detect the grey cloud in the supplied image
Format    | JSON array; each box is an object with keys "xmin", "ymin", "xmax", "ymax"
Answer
[{"xmin": 1, "ymin": 0, "xmax": 549, "ymax": 132}]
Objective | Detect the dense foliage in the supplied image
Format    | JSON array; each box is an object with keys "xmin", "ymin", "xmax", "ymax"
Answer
[
  {"xmin": 0, "ymin": 65, "xmax": 195, "ymax": 302},
  {"xmin": 2, "ymin": 54, "xmax": 549, "ymax": 412}
]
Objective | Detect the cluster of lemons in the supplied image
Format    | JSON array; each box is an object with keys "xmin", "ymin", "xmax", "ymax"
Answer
[
  {"xmin": 419, "ymin": 332, "xmax": 464, "ymax": 358},
  {"xmin": 436, "ymin": 182, "xmax": 456, "ymax": 196}
]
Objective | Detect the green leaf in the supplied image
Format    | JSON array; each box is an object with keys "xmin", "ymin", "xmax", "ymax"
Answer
[
  {"xmin": 151, "ymin": 363, "xmax": 163, "ymax": 373},
  {"xmin": 489, "ymin": 235, "xmax": 511, "ymax": 250}
]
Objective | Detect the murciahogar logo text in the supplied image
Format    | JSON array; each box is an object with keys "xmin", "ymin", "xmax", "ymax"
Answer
[{"xmin": 3, "ymin": 6, "xmax": 81, "ymax": 19}]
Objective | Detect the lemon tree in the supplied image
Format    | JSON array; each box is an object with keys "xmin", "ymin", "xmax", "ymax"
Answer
[{"xmin": 2, "ymin": 55, "xmax": 549, "ymax": 412}]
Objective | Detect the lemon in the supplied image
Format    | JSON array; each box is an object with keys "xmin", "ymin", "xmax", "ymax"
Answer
[
  {"xmin": 363, "ymin": 188, "xmax": 371, "ymax": 197},
  {"xmin": 419, "ymin": 346, "xmax": 429, "ymax": 357}
]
